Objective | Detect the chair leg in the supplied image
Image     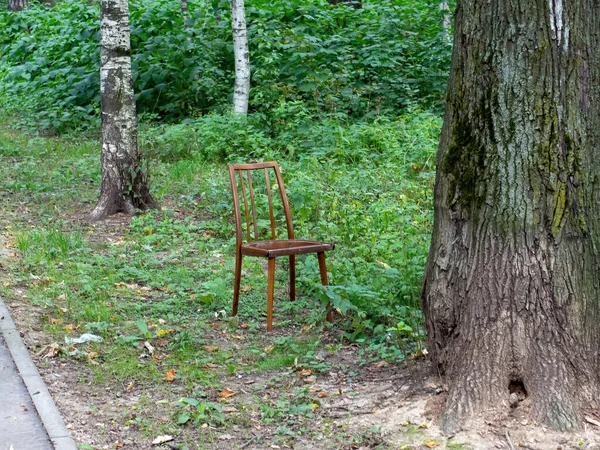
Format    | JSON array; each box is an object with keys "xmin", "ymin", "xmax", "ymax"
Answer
[
  {"xmin": 267, "ymin": 258, "xmax": 276, "ymax": 332},
  {"xmin": 289, "ymin": 255, "xmax": 296, "ymax": 302},
  {"xmin": 317, "ymin": 252, "xmax": 333, "ymax": 323},
  {"xmin": 232, "ymin": 249, "xmax": 242, "ymax": 317}
]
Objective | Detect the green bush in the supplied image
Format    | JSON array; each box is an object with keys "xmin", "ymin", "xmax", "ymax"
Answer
[{"xmin": 0, "ymin": 0, "xmax": 452, "ymax": 131}]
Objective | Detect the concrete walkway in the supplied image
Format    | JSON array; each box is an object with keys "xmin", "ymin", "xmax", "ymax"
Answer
[{"xmin": 0, "ymin": 299, "xmax": 77, "ymax": 450}]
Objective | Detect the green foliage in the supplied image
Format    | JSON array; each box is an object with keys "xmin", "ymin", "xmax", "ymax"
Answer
[{"xmin": 0, "ymin": 0, "xmax": 452, "ymax": 131}]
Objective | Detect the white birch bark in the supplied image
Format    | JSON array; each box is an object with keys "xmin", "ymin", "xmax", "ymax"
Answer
[
  {"xmin": 9, "ymin": 0, "xmax": 29, "ymax": 11},
  {"xmin": 439, "ymin": 1, "xmax": 451, "ymax": 40},
  {"xmin": 181, "ymin": 0, "xmax": 189, "ymax": 26},
  {"xmin": 230, "ymin": 0, "xmax": 250, "ymax": 114},
  {"xmin": 90, "ymin": 0, "xmax": 157, "ymax": 221}
]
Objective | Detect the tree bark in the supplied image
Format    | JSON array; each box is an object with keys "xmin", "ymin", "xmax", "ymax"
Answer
[
  {"xmin": 422, "ymin": 0, "xmax": 600, "ymax": 433},
  {"xmin": 180, "ymin": 0, "xmax": 189, "ymax": 27},
  {"xmin": 9, "ymin": 0, "xmax": 29, "ymax": 11},
  {"xmin": 230, "ymin": 0, "xmax": 250, "ymax": 114},
  {"xmin": 90, "ymin": 0, "xmax": 158, "ymax": 221},
  {"xmin": 439, "ymin": 1, "xmax": 451, "ymax": 39}
]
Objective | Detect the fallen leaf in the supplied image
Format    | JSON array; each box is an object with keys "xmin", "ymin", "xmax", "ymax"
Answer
[
  {"xmin": 418, "ymin": 421, "xmax": 432, "ymax": 429},
  {"xmin": 219, "ymin": 388, "xmax": 237, "ymax": 399},
  {"xmin": 126, "ymin": 383, "xmax": 134, "ymax": 391},
  {"xmin": 303, "ymin": 375, "xmax": 317, "ymax": 384},
  {"xmin": 38, "ymin": 343, "xmax": 61, "ymax": 358},
  {"xmin": 222, "ymin": 406, "xmax": 238, "ymax": 413},
  {"xmin": 218, "ymin": 434, "xmax": 235, "ymax": 440},
  {"xmin": 318, "ymin": 392, "xmax": 328, "ymax": 398},
  {"xmin": 203, "ymin": 363, "xmax": 219, "ymax": 369},
  {"xmin": 205, "ymin": 345, "xmax": 219, "ymax": 352},
  {"xmin": 372, "ymin": 360, "xmax": 388, "ymax": 369},
  {"xmin": 264, "ymin": 345, "xmax": 274, "ymax": 353},
  {"xmin": 202, "ymin": 230, "xmax": 214, "ymax": 238},
  {"xmin": 424, "ymin": 441, "xmax": 440, "ymax": 448},
  {"xmin": 158, "ymin": 318, "xmax": 166, "ymax": 325},
  {"xmin": 151, "ymin": 435, "xmax": 173, "ymax": 445},
  {"xmin": 48, "ymin": 318, "xmax": 62, "ymax": 324},
  {"xmin": 240, "ymin": 323, "xmax": 249, "ymax": 329},
  {"xmin": 301, "ymin": 325, "xmax": 312, "ymax": 333},
  {"xmin": 64, "ymin": 324, "xmax": 74, "ymax": 333},
  {"xmin": 166, "ymin": 369, "xmax": 176, "ymax": 382},
  {"xmin": 140, "ymin": 286, "xmax": 153, "ymax": 292},
  {"xmin": 299, "ymin": 369, "xmax": 313, "ymax": 376},
  {"xmin": 57, "ymin": 293, "xmax": 67, "ymax": 301}
]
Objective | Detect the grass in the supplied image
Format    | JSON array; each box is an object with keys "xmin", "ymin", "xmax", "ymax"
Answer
[{"xmin": 0, "ymin": 110, "xmax": 440, "ymax": 447}]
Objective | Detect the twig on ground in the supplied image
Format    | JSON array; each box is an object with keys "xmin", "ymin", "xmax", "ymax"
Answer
[{"xmin": 505, "ymin": 431, "xmax": 516, "ymax": 450}]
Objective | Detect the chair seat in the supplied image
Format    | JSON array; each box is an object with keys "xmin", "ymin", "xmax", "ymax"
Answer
[{"xmin": 241, "ymin": 240, "xmax": 335, "ymax": 258}]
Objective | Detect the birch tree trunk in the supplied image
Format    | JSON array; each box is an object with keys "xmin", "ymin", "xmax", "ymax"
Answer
[
  {"xmin": 90, "ymin": 0, "xmax": 158, "ymax": 221},
  {"xmin": 422, "ymin": 0, "xmax": 600, "ymax": 433},
  {"xmin": 180, "ymin": 0, "xmax": 189, "ymax": 26},
  {"xmin": 439, "ymin": 1, "xmax": 450, "ymax": 39},
  {"xmin": 9, "ymin": 0, "xmax": 29, "ymax": 11},
  {"xmin": 230, "ymin": 0, "xmax": 250, "ymax": 114}
]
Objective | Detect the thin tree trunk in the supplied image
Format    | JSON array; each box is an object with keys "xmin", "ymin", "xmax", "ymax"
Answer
[
  {"xmin": 180, "ymin": 0, "xmax": 189, "ymax": 27},
  {"xmin": 422, "ymin": 0, "xmax": 600, "ymax": 433},
  {"xmin": 90, "ymin": 0, "xmax": 158, "ymax": 221},
  {"xmin": 230, "ymin": 0, "xmax": 250, "ymax": 114},
  {"xmin": 9, "ymin": 0, "xmax": 29, "ymax": 11},
  {"xmin": 439, "ymin": 1, "xmax": 450, "ymax": 39}
]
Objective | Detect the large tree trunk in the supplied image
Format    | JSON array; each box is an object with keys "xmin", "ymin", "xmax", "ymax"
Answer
[
  {"xmin": 90, "ymin": 0, "xmax": 158, "ymax": 221},
  {"xmin": 9, "ymin": 0, "xmax": 29, "ymax": 11},
  {"xmin": 422, "ymin": 0, "xmax": 600, "ymax": 433},
  {"xmin": 230, "ymin": 0, "xmax": 250, "ymax": 114}
]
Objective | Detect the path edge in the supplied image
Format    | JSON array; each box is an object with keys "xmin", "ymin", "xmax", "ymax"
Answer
[{"xmin": 0, "ymin": 297, "xmax": 78, "ymax": 450}]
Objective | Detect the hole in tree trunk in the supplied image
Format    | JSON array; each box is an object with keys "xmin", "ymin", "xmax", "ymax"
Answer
[{"xmin": 509, "ymin": 379, "xmax": 528, "ymax": 401}]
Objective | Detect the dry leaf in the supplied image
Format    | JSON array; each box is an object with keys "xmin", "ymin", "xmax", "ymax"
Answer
[
  {"xmin": 57, "ymin": 293, "xmax": 67, "ymax": 301},
  {"xmin": 222, "ymin": 406, "xmax": 238, "ymax": 413},
  {"xmin": 418, "ymin": 421, "xmax": 432, "ymax": 429},
  {"xmin": 126, "ymin": 383, "xmax": 134, "ymax": 391},
  {"xmin": 424, "ymin": 441, "xmax": 440, "ymax": 448},
  {"xmin": 48, "ymin": 317, "xmax": 62, "ymax": 324},
  {"xmin": 219, "ymin": 388, "xmax": 237, "ymax": 399},
  {"xmin": 264, "ymin": 345, "xmax": 274, "ymax": 353},
  {"xmin": 372, "ymin": 360, "xmax": 388, "ymax": 369},
  {"xmin": 301, "ymin": 325, "xmax": 312, "ymax": 333},
  {"xmin": 151, "ymin": 435, "xmax": 173, "ymax": 445},
  {"xmin": 218, "ymin": 434, "xmax": 235, "ymax": 440},
  {"xmin": 203, "ymin": 363, "xmax": 219, "ymax": 369},
  {"xmin": 38, "ymin": 343, "xmax": 61, "ymax": 358},
  {"xmin": 317, "ymin": 392, "xmax": 328, "ymax": 398},
  {"xmin": 166, "ymin": 369, "xmax": 176, "ymax": 382},
  {"xmin": 205, "ymin": 345, "xmax": 219, "ymax": 352},
  {"xmin": 240, "ymin": 323, "xmax": 249, "ymax": 329},
  {"xmin": 64, "ymin": 324, "xmax": 74, "ymax": 333},
  {"xmin": 158, "ymin": 318, "xmax": 166, "ymax": 325},
  {"xmin": 299, "ymin": 369, "xmax": 313, "ymax": 376}
]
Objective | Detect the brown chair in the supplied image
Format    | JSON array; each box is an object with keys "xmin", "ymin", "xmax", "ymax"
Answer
[{"xmin": 229, "ymin": 161, "xmax": 335, "ymax": 332}]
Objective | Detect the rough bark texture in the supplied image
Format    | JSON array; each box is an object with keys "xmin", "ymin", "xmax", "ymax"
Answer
[
  {"xmin": 422, "ymin": 0, "xmax": 600, "ymax": 433},
  {"xmin": 230, "ymin": 0, "xmax": 250, "ymax": 114},
  {"xmin": 90, "ymin": 0, "xmax": 158, "ymax": 221},
  {"xmin": 9, "ymin": 0, "xmax": 29, "ymax": 11}
]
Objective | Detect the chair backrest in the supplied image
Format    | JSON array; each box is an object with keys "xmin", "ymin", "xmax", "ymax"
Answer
[{"xmin": 229, "ymin": 162, "xmax": 294, "ymax": 246}]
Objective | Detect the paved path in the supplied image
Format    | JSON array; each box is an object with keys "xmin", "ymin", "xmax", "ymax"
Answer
[
  {"xmin": 0, "ymin": 334, "xmax": 53, "ymax": 450},
  {"xmin": 0, "ymin": 299, "xmax": 77, "ymax": 450}
]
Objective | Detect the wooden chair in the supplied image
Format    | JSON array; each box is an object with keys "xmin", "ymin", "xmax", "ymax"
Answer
[{"xmin": 228, "ymin": 161, "xmax": 335, "ymax": 332}]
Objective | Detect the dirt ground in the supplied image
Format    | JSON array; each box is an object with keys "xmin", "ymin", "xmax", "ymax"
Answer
[{"xmin": 2, "ymin": 227, "xmax": 600, "ymax": 450}]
